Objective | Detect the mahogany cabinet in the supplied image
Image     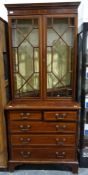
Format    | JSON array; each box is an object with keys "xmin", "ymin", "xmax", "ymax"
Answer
[{"xmin": 5, "ymin": 2, "xmax": 80, "ymax": 173}]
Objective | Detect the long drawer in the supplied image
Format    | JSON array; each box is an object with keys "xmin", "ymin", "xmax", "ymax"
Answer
[
  {"xmin": 8, "ymin": 111, "xmax": 42, "ymax": 121},
  {"xmin": 44, "ymin": 111, "xmax": 77, "ymax": 121},
  {"xmin": 10, "ymin": 134, "xmax": 76, "ymax": 146},
  {"xmin": 11, "ymin": 147, "xmax": 76, "ymax": 161},
  {"xmin": 9, "ymin": 121, "xmax": 76, "ymax": 133}
]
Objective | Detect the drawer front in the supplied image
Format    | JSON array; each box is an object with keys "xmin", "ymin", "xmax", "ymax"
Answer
[
  {"xmin": 8, "ymin": 111, "xmax": 42, "ymax": 121},
  {"xmin": 9, "ymin": 121, "xmax": 76, "ymax": 133},
  {"xmin": 11, "ymin": 147, "xmax": 76, "ymax": 161},
  {"xmin": 11, "ymin": 134, "xmax": 76, "ymax": 146},
  {"xmin": 44, "ymin": 111, "xmax": 77, "ymax": 121}
]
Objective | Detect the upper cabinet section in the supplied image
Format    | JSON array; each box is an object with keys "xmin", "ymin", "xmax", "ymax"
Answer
[{"xmin": 5, "ymin": 2, "xmax": 80, "ymax": 101}]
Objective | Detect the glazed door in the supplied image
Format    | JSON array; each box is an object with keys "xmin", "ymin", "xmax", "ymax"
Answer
[
  {"xmin": 44, "ymin": 16, "xmax": 76, "ymax": 99},
  {"xmin": 10, "ymin": 15, "xmax": 77, "ymax": 100},
  {"xmin": 10, "ymin": 16, "xmax": 42, "ymax": 99}
]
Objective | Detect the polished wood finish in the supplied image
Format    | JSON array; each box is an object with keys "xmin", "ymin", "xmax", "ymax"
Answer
[
  {"xmin": 5, "ymin": 2, "xmax": 80, "ymax": 16},
  {"xmin": 5, "ymin": 101, "xmax": 80, "ymax": 110},
  {"xmin": 11, "ymin": 147, "xmax": 76, "ymax": 161},
  {"xmin": 10, "ymin": 134, "xmax": 76, "ymax": 146},
  {"xmin": 8, "ymin": 121, "xmax": 76, "ymax": 134},
  {"xmin": 0, "ymin": 18, "xmax": 9, "ymax": 168},
  {"xmin": 8, "ymin": 111, "xmax": 42, "ymax": 121},
  {"xmin": 44, "ymin": 111, "xmax": 77, "ymax": 121},
  {"xmin": 5, "ymin": 2, "xmax": 80, "ymax": 173}
]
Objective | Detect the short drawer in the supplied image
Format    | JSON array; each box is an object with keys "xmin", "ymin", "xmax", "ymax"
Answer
[
  {"xmin": 11, "ymin": 147, "xmax": 76, "ymax": 161},
  {"xmin": 44, "ymin": 111, "xmax": 77, "ymax": 121},
  {"xmin": 9, "ymin": 121, "xmax": 76, "ymax": 133},
  {"xmin": 10, "ymin": 134, "xmax": 76, "ymax": 146},
  {"xmin": 8, "ymin": 111, "xmax": 42, "ymax": 121}
]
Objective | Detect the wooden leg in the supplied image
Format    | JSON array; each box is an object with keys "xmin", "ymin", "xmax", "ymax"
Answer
[
  {"xmin": 8, "ymin": 165, "xmax": 15, "ymax": 172},
  {"xmin": 8, "ymin": 162, "xmax": 16, "ymax": 172},
  {"xmin": 71, "ymin": 164, "xmax": 78, "ymax": 174}
]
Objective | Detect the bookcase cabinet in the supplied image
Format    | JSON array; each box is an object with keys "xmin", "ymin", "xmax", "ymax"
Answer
[{"xmin": 5, "ymin": 2, "xmax": 80, "ymax": 173}]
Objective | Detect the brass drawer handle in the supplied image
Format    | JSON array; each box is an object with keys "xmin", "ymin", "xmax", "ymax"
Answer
[
  {"xmin": 26, "ymin": 113, "xmax": 31, "ymax": 116},
  {"xmin": 21, "ymin": 116, "xmax": 29, "ymax": 120},
  {"xmin": 62, "ymin": 125, "xmax": 67, "ymax": 129},
  {"xmin": 20, "ymin": 137, "xmax": 31, "ymax": 144},
  {"xmin": 56, "ymin": 125, "xmax": 60, "ymax": 130},
  {"xmin": 20, "ymin": 151, "xmax": 31, "ymax": 158},
  {"xmin": 56, "ymin": 151, "xmax": 66, "ymax": 158},
  {"xmin": 55, "ymin": 113, "xmax": 67, "ymax": 119},
  {"xmin": 20, "ymin": 113, "xmax": 24, "ymax": 116},
  {"xmin": 63, "ymin": 138, "xmax": 66, "ymax": 142},
  {"xmin": 19, "ymin": 125, "xmax": 31, "ymax": 131},
  {"xmin": 56, "ymin": 138, "xmax": 64, "ymax": 145},
  {"xmin": 20, "ymin": 112, "xmax": 31, "ymax": 120},
  {"xmin": 56, "ymin": 125, "xmax": 67, "ymax": 131}
]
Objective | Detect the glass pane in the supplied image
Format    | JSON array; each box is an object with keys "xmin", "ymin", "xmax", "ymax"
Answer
[
  {"xmin": 12, "ymin": 19, "xmax": 40, "ymax": 98},
  {"xmin": 34, "ymin": 48, "xmax": 39, "ymax": 72},
  {"xmin": 12, "ymin": 28, "xmax": 24, "ymax": 47},
  {"xmin": 47, "ymin": 18, "xmax": 74, "ymax": 97},
  {"xmin": 13, "ymin": 48, "xmax": 18, "ymax": 72},
  {"xmin": 47, "ymin": 18, "xmax": 68, "ymax": 36},
  {"xmin": 27, "ymin": 29, "xmax": 39, "ymax": 47},
  {"xmin": 47, "ymin": 28, "xmax": 59, "ymax": 46},
  {"xmin": 62, "ymin": 27, "xmax": 74, "ymax": 47},
  {"xmin": 18, "ymin": 40, "xmax": 33, "ymax": 80}
]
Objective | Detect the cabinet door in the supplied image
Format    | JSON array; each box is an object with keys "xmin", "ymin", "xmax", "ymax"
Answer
[
  {"xmin": 10, "ymin": 17, "xmax": 42, "ymax": 99},
  {"xmin": 45, "ymin": 16, "xmax": 75, "ymax": 99}
]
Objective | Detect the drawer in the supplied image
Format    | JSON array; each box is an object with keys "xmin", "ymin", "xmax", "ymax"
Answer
[
  {"xmin": 10, "ymin": 134, "xmax": 76, "ymax": 146},
  {"xmin": 44, "ymin": 111, "xmax": 77, "ymax": 121},
  {"xmin": 11, "ymin": 147, "xmax": 76, "ymax": 161},
  {"xmin": 9, "ymin": 121, "xmax": 76, "ymax": 133},
  {"xmin": 8, "ymin": 111, "xmax": 41, "ymax": 121}
]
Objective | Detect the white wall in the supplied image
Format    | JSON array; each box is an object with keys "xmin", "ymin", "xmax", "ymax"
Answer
[
  {"xmin": 0, "ymin": 0, "xmax": 81, "ymax": 22},
  {"xmin": 78, "ymin": 0, "xmax": 88, "ymax": 27},
  {"xmin": 0, "ymin": 2, "xmax": 8, "ymax": 21}
]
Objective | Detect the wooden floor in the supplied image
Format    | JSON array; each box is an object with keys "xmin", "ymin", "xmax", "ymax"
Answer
[{"xmin": 0, "ymin": 168, "xmax": 88, "ymax": 175}]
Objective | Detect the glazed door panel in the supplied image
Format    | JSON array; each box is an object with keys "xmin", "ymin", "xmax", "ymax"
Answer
[
  {"xmin": 45, "ymin": 16, "xmax": 75, "ymax": 98},
  {"xmin": 11, "ymin": 17, "xmax": 42, "ymax": 99}
]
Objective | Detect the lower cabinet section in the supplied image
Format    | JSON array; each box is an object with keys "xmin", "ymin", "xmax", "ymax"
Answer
[
  {"xmin": 11, "ymin": 147, "xmax": 76, "ymax": 161},
  {"xmin": 5, "ymin": 109, "xmax": 79, "ymax": 173}
]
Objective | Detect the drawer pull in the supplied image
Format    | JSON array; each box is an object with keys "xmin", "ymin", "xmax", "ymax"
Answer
[
  {"xmin": 56, "ymin": 138, "xmax": 64, "ymax": 145},
  {"xmin": 20, "ymin": 151, "xmax": 31, "ymax": 158},
  {"xmin": 20, "ymin": 112, "xmax": 31, "ymax": 116},
  {"xmin": 56, "ymin": 125, "xmax": 67, "ymax": 131},
  {"xmin": 26, "ymin": 113, "xmax": 31, "ymax": 116},
  {"xmin": 56, "ymin": 125, "xmax": 60, "ymax": 130},
  {"xmin": 21, "ymin": 116, "xmax": 29, "ymax": 120},
  {"xmin": 19, "ymin": 125, "xmax": 31, "ymax": 131},
  {"xmin": 62, "ymin": 125, "xmax": 67, "ymax": 129},
  {"xmin": 63, "ymin": 138, "xmax": 66, "ymax": 142},
  {"xmin": 55, "ymin": 113, "xmax": 67, "ymax": 119},
  {"xmin": 20, "ymin": 113, "xmax": 24, "ymax": 116},
  {"xmin": 20, "ymin": 137, "xmax": 31, "ymax": 144},
  {"xmin": 20, "ymin": 112, "xmax": 31, "ymax": 120},
  {"xmin": 56, "ymin": 151, "xmax": 66, "ymax": 158}
]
